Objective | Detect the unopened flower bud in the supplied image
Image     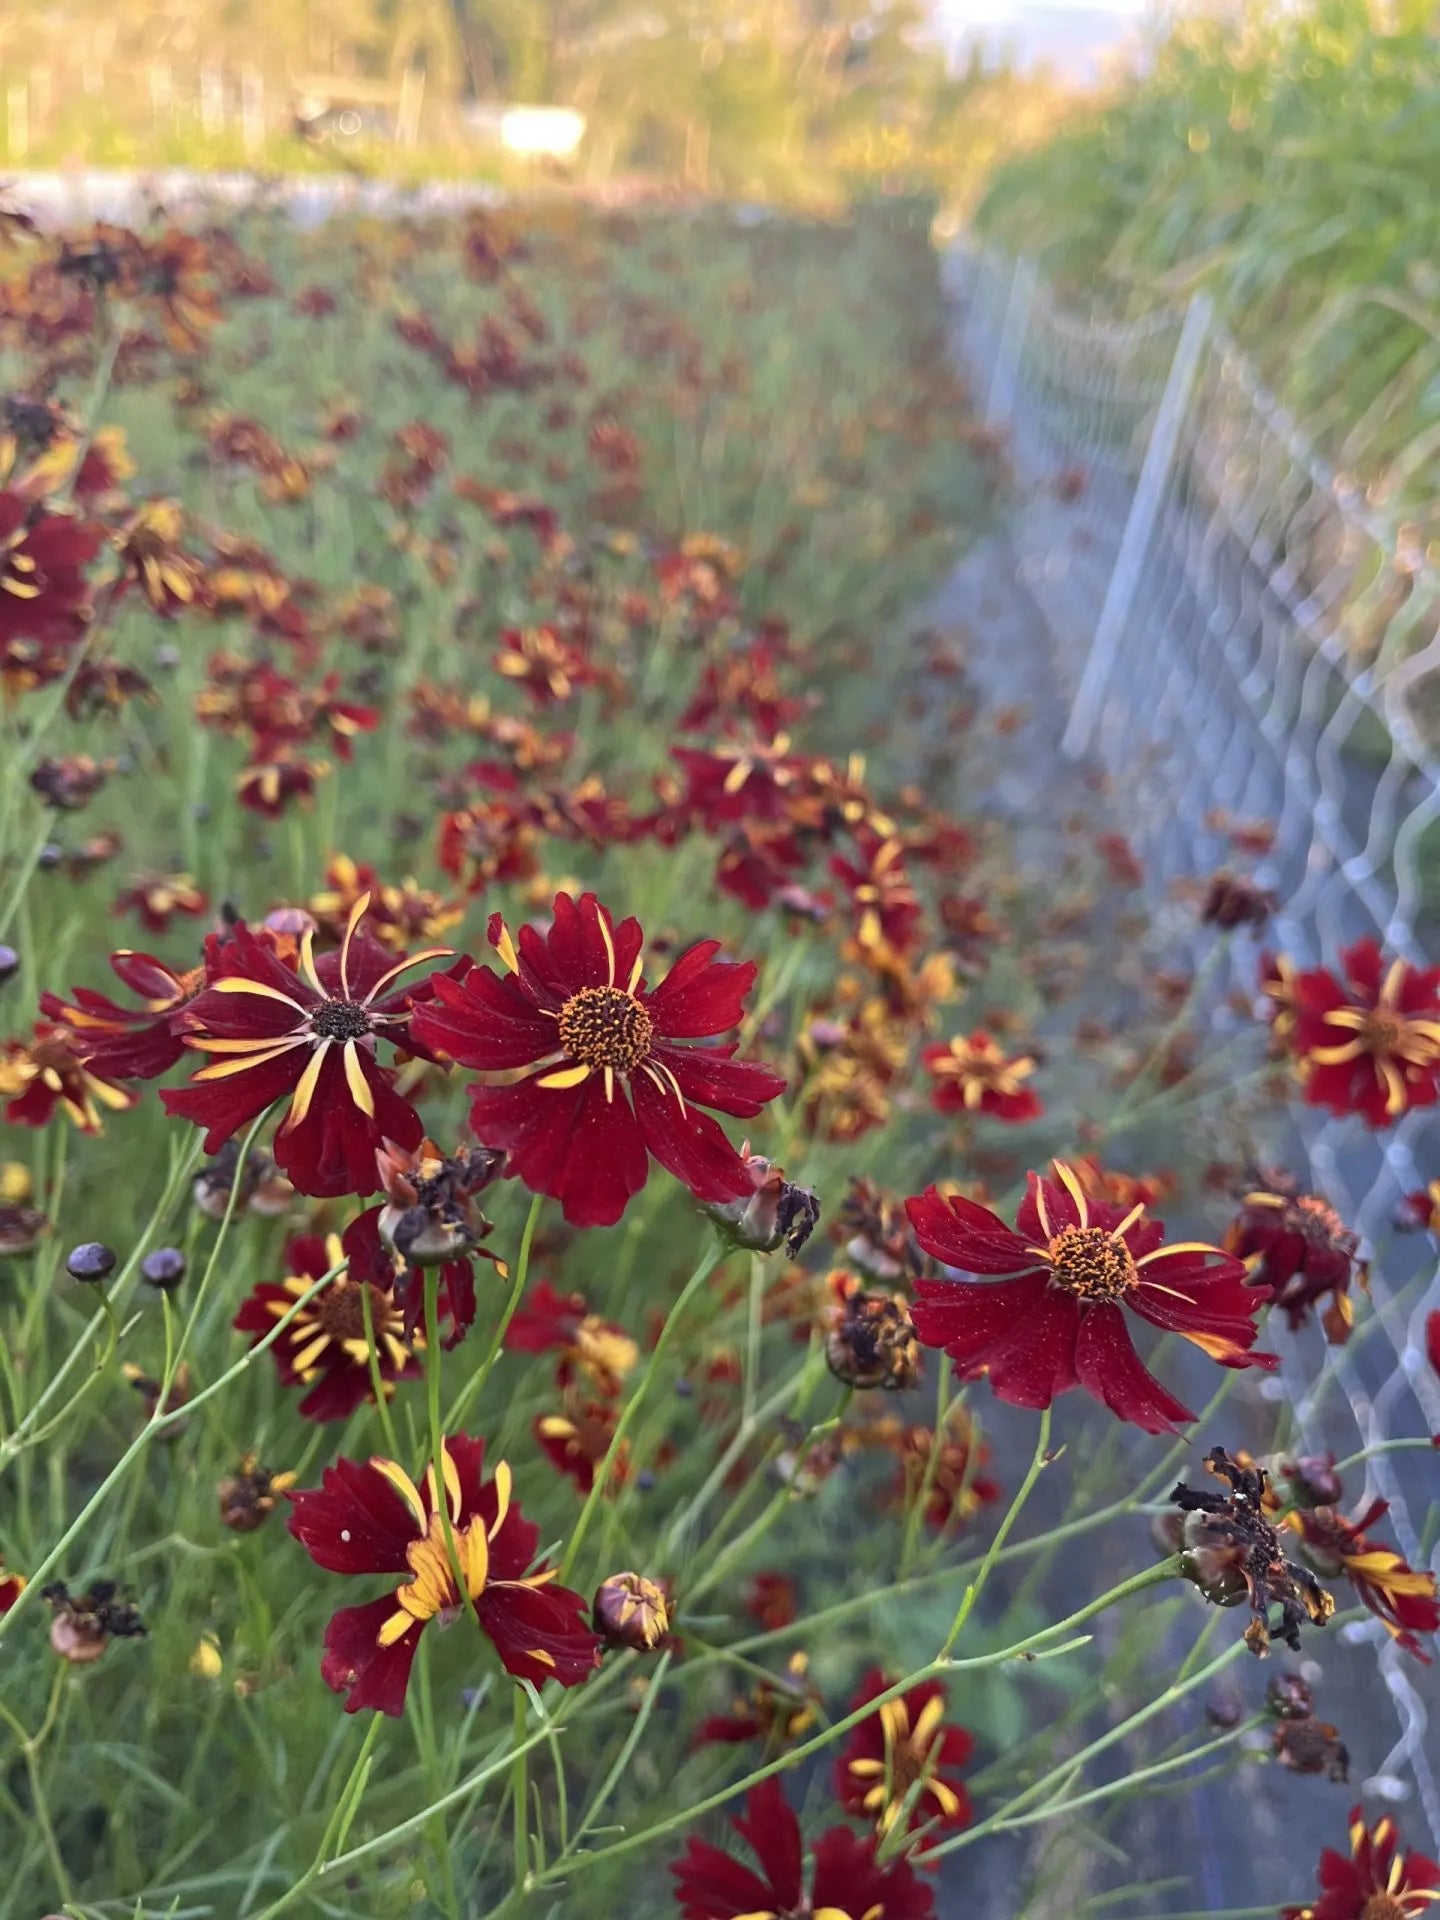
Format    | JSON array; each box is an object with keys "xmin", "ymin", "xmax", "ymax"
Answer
[
  {"xmin": 140, "ymin": 1247, "xmax": 187, "ymax": 1292},
  {"xmin": 1272, "ymin": 1453, "xmax": 1344, "ymax": 1510},
  {"xmin": 0, "ymin": 1205, "xmax": 48, "ymax": 1256},
  {"xmin": 66, "ymin": 1241, "xmax": 117, "ymax": 1283},
  {"xmin": 0, "ymin": 944, "xmax": 19, "ymax": 985},
  {"xmin": 592, "ymin": 1572, "xmax": 670, "ymax": 1652}
]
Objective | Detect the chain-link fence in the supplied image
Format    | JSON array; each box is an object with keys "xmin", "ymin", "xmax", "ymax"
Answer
[{"xmin": 945, "ymin": 238, "xmax": 1440, "ymax": 1849}]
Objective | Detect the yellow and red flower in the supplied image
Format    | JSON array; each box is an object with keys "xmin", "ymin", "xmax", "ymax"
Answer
[
  {"xmin": 1224, "ymin": 1175, "xmax": 1364, "ymax": 1345},
  {"xmin": 410, "ymin": 891, "xmax": 785, "ymax": 1228},
  {"xmin": 0, "ymin": 488, "xmax": 103, "ymax": 657},
  {"xmin": 671, "ymin": 1778, "xmax": 935, "ymax": 1920},
  {"xmin": 1288, "ymin": 1497, "xmax": 1439, "ymax": 1661},
  {"xmin": 1286, "ymin": 938, "xmax": 1440, "ymax": 1125},
  {"xmin": 287, "ymin": 1434, "xmax": 600, "ymax": 1715},
  {"xmin": 232, "ymin": 1222, "xmax": 469, "ymax": 1424},
  {"xmin": 0, "ymin": 1559, "xmax": 24, "ymax": 1614},
  {"xmin": 0, "ymin": 1021, "xmax": 137, "ymax": 1133},
  {"xmin": 1282, "ymin": 1808, "xmax": 1440, "ymax": 1920},
  {"xmin": 907, "ymin": 1161, "xmax": 1275, "ymax": 1433},
  {"xmin": 504, "ymin": 1279, "xmax": 639, "ymax": 1396},
  {"xmin": 922, "ymin": 1030, "xmax": 1042, "ymax": 1123},
  {"xmin": 42, "ymin": 948, "xmax": 210, "ymax": 1082},
  {"xmin": 836, "ymin": 1670, "xmax": 973, "ymax": 1836},
  {"xmin": 163, "ymin": 898, "xmax": 459, "ymax": 1198}
]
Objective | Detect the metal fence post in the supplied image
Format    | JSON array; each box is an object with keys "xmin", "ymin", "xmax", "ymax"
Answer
[
  {"xmin": 1061, "ymin": 290, "xmax": 1213, "ymax": 760},
  {"xmin": 984, "ymin": 255, "xmax": 1037, "ymax": 430}
]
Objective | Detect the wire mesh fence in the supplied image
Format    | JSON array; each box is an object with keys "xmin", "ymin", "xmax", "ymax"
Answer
[{"xmin": 945, "ymin": 237, "xmax": 1440, "ymax": 1849}]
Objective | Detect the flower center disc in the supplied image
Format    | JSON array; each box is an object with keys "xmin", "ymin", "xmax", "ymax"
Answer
[
  {"xmin": 314, "ymin": 1279, "xmax": 381, "ymax": 1342},
  {"xmin": 1047, "ymin": 1224, "xmax": 1137, "ymax": 1301},
  {"xmin": 1359, "ymin": 1897, "xmax": 1408, "ymax": 1920},
  {"xmin": 557, "ymin": 985, "xmax": 653, "ymax": 1072},
  {"xmin": 310, "ymin": 999, "xmax": 373, "ymax": 1042}
]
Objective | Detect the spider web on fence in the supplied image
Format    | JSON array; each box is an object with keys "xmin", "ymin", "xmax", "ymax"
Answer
[{"xmin": 945, "ymin": 238, "xmax": 1440, "ymax": 1849}]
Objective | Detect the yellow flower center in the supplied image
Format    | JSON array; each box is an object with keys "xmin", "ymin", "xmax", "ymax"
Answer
[
  {"xmin": 1047, "ymin": 1225, "xmax": 1137, "ymax": 1301},
  {"xmin": 557, "ymin": 985, "xmax": 653, "ymax": 1072}
]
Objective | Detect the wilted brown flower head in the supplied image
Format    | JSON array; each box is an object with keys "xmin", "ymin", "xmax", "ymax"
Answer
[
  {"xmin": 375, "ymin": 1137, "xmax": 505, "ymax": 1268},
  {"xmin": 1201, "ymin": 871, "xmax": 1276, "ymax": 931},
  {"xmin": 593, "ymin": 1571, "xmax": 671, "ymax": 1652},
  {"xmin": 823, "ymin": 1274, "xmax": 921, "ymax": 1391},
  {"xmin": 836, "ymin": 1175, "xmax": 918, "ymax": 1282},
  {"xmin": 1273, "ymin": 1714, "xmax": 1349, "ymax": 1782},
  {"xmin": 1173, "ymin": 1446, "xmax": 1335, "ymax": 1655},
  {"xmin": 42, "ymin": 1580, "xmax": 146, "ymax": 1663},
  {"xmin": 218, "ymin": 1454, "xmax": 298, "ymax": 1534},
  {"xmin": 192, "ymin": 1141, "xmax": 293, "ymax": 1221}
]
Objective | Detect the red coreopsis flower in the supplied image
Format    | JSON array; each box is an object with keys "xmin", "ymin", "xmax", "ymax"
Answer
[
  {"xmin": 162, "ymin": 897, "xmax": 459, "ymax": 1198},
  {"xmin": 922, "ymin": 1031, "xmax": 1042, "ymax": 1123},
  {"xmin": 1288, "ymin": 939, "xmax": 1440, "ymax": 1125},
  {"xmin": 671, "ymin": 736, "xmax": 804, "ymax": 829},
  {"xmin": 534, "ymin": 1395, "xmax": 627, "ymax": 1494},
  {"xmin": 287, "ymin": 1435, "xmax": 600, "ymax": 1715},
  {"xmin": 0, "ymin": 489, "xmax": 104, "ymax": 652},
  {"xmin": 231, "ymin": 1222, "xmax": 460, "ymax": 1423},
  {"xmin": 694, "ymin": 1651, "xmax": 820, "ymax": 1749},
  {"xmin": 114, "ymin": 873, "xmax": 209, "ymax": 935},
  {"xmin": 0, "ymin": 1021, "xmax": 137, "ymax": 1133},
  {"xmin": 42, "ymin": 949, "xmax": 210, "ymax": 1082},
  {"xmin": 1224, "ymin": 1176, "xmax": 1365, "ymax": 1345},
  {"xmin": 836, "ymin": 1671, "xmax": 973, "ymax": 1837},
  {"xmin": 494, "ymin": 624, "xmax": 597, "ymax": 705},
  {"xmin": 505, "ymin": 1279, "xmax": 639, "ymax": 1396},
  {"xmin": 1289, "ymin": 1499, "xmax": 1439, "ymax": 1661},
  {"xmin": 1282, "ymin": 1808, "xmax": 1440, "ymax": 1920},
  {"xmin": 0, "ymin": 1559, "xmax": 25, "ymax": 1613},
  {"xmin": 907, "ymin": 1161, "xmax": 1275, "ymax": 1434},
  {"xmin": 410, "ymin": 892, "xmax": 786, "ymax": 1228},
  {"xmin": 830, "ymin": 834, "xmax": 923, "ymax": 955},
  {"xmin": 671, "ymin": 1778, "xmax": 935, "ymax": 1920}
]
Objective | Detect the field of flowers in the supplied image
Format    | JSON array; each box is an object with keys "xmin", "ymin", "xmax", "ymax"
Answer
[{"xmin": 0, "ymin": 194, "xmax": 1437, "ymax": 1920}]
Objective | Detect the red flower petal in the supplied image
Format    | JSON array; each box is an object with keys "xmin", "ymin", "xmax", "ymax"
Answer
[
  {"xmin": 671, "ymin": 1838, "xmax": 778, "ymax": 1920},
  {"xmin": 1073, "ymin": 1302, "xmax": 1195, "ymax": 1432},
  {"xmin": 906, "ymin": 1188, "xmax": 1038, "ymax": 1274},
  {"xmin": 647, "ymin": 942, "xmax": 756, "ymax": 1038},
  {"xmin": 476, "ymin": 1580, "xmax": 600, "ymax": 1688},
  {"xmin": 411, "ymin": 967, "xmax": 557, "ymax": 1070},
  {"xmin": 984, "ymin": 1284, "xmax": 1081, "ymax": 1408},
  {"xmin": 320, "ymin": 1595, "xmax": 422, "ymax": 1716},
  {"xmin": 911, "ymin": 1271, "xmax": 1052, "ymax": 1366},
  {"xmin": 630, "ymin": 1067, "xmax": 752, "ymax": 1203},
  {"xmin": 469, "ymin": 1073, "xmax": 650, "ymax": 1228},
  {"xmin": 652, "ymin": 1041, "xmax": 786, "ymax": 1116},
  {"xmin": 286, "ymin": 1456, "xmax": 418, "ymax": 1574},
  {"xmin": 731, "ymin": 1777, "xmax": 803, "ymax": 1911}
]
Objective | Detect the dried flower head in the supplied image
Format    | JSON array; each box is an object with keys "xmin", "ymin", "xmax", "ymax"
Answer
[
  {"xmin": 1172, "ymin": 1446, "xmax": 1335, "ymax": 1655},
  {"xmin": 823, "ymin": 1275, "xmax": 921, "ymax": 1391},
  {"xmin": 42, "ymin": 1580, "xmax": 147, "ymax": 1663}
]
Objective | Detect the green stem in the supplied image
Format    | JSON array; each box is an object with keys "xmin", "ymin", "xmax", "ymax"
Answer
[
  {"xmin": 940, "ymin": 1405, "xmax": 1051, "ymax": 1656},
  {"xmin": 361, "ymin": 1280, "xmax": 402, "ymax": 1460},
  {"xmin": 558, "ymin": 1238, "xmax": 725, "ymax": 1585},
  {"xmin": 445, "ymin": 1192, "xmax": 544, "ymax": 1434},
  {"xmin": 423, "ymin": 1268, "xmax": 477, "ymax": 1627},
  {"xmin": 0, "ymin": 1257, "xmax": 347, "ymax": 1639},
  {"xmin": 249, "ymin": 1714, "xmax": 384, "ymax": 1920},
  {"xmin": 511, "ymin": 1687, "xmax": 530, "ymax": 1892}
]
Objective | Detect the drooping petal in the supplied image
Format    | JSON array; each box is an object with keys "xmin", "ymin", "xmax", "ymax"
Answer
[
  {"xmin": 319, "ymin": 1595, "xmax": 422, "ymax": 1716},
  {"xmin": 983, "ymin": 1285, "xmax": 1081, "ymax": 1409},
  {"xmin": 161, "ymin": 1044, "xmax": 305, "ymax": 1151},
  {"xmin": 630, "ymin": 1067, "xmax": 752, "ymax": 1204},
  {"xmin": 477, "ymin": 1579, "xmax": 601, "ymax": 1688},
  {"xmin": 911, "ymin": 1271, "xmax": 1052, "ymax": 1367},
  {"xmin": 470, "ymin": 1073, "xmax": 651, "ymax": 1228},
  {"xmin": 1073, "ymin": 1302, "xmax": 1195, "ymax": 1433}
]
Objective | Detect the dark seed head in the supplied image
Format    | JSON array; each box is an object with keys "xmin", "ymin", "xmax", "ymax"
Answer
[
  {"xmin": 0, "ymin": 944, "xmax": 18, "ymax": 983},
  {"xmin": 66, "ymin": 1241, "xmax": 118, "ymax": 1283},
  {"xmin": 140, "ymin": 1248, "xmax": 187, "ymax": 1292}
]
